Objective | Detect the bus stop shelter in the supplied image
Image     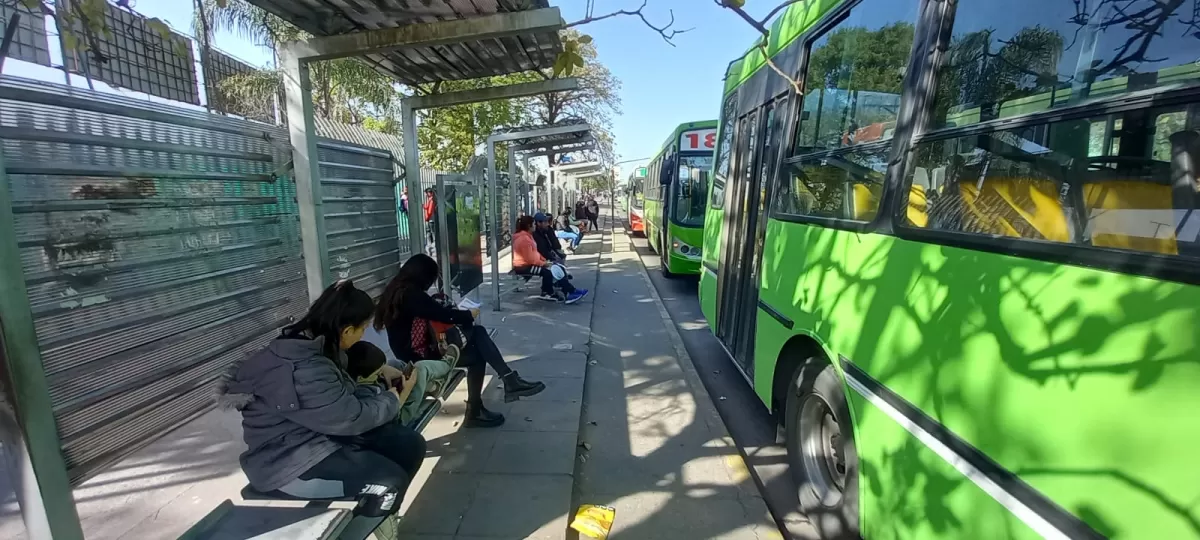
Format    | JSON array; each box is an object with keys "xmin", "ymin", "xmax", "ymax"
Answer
[
  {"xmin": 484, "ymin": 122, "xmax": 595, "ymax": 307},
  {"xmin": 1, "ymin": 2, "xmax": 584, "ymax": 539},
  {"xmin": 248, "ymin": 0, "xmax": 582, "ymax": 300}
]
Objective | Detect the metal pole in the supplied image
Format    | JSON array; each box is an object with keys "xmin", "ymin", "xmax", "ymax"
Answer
[
  {"xmin": 487, "ymin": 139, "xmax": 501, "ymax": 310},
  {"xmin": 434, "ymin": 174, "xmax": 453, "ymax": 301},
  {"xmin": 508, "ymin": 145, "xmax": 518, "ymax": 236},
  {"xmin": 522, "ymin": 153, "xmax": 532, "ymax": 212},
  {"xmin": 401, "ymin": 101, "xmax": 424, "ymax": 257},
  {"xmin": 281, "ymin": 47, "xmax": 330, "ymax": 301},
  {"xmin": 0, "ymin": 141, "xmax": 85, "ymax": 540}
]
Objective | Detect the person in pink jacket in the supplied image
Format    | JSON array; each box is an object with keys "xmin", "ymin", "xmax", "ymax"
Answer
[{"xmin": 512, "ymin": 215, "xmax": 588, "ymax": 304}]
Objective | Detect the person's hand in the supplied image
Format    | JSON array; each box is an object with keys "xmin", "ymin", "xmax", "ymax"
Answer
[{"xmin": 378, "ymin": 364, "xmax": 404, "ymax": 387}]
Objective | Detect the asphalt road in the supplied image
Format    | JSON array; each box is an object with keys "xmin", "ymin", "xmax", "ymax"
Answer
[{"xmin": 624, "ymin": 226, "xmax": 820, "ymax": 540}]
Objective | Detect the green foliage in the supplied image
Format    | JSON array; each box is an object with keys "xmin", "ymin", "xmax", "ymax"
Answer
[
  {"xmin": 553, "ymin": 34, "xmax": 591, "ymax": 78},
  {"xmin": 807, "ymin": 22, "xmax": 916, "ymax": 95},
  {"xmin": 201, "ymin": 0, "xmax": 402, "ymax": 127},
  {"xmin": 416, "ymin": 72, "xmax": 539, "ymax": 171}
]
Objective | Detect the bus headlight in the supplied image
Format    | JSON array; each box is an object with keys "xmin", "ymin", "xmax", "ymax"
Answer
[{"xmin": 673, "ymin": 238, "xmax": 700, "ymax": 258}]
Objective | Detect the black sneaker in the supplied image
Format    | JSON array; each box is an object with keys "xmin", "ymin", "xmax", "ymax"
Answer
[{"xmin": 464, "ymin": 403, "xmax": 505, "ymax": 428}]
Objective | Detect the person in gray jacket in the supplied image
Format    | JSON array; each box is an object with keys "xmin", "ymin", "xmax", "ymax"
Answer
[{"xmin": 217, "ymin": 280, "xmax": 424, "ymax": 525}]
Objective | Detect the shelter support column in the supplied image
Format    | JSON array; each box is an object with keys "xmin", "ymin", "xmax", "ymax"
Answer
[{"xmin": 281, "ymin": 46, "xmax": 330, "ymax": 301}]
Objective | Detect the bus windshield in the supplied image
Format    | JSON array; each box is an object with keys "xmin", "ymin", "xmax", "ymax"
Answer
[
  {"xmin": 629, "ymin": 177, "xmax": 644, "ymax": 209},
  {"xmin": 674, "ymin": 154, "xmax": 713, "ymax": 227}
]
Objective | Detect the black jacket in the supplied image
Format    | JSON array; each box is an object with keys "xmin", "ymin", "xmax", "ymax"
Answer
[
  {"xmin": 385, "ymin": 290, "xmax": 474, "ymax": 361},
  {"xmin": 533, "ymin": 227, "xmax": 562, "ymax": 259}
]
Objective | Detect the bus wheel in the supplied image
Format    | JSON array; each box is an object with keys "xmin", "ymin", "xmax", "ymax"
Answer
[{"xmin": 785, "ymin": 359, "xmax": 860, "ymax": 539}]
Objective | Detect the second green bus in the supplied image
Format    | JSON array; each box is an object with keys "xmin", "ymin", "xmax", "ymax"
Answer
[{"xmin": 642, "ymin": 120, "xmax": 717, "ymax": 277}]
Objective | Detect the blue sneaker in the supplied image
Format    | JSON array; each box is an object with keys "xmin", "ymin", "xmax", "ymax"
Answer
[{"xmin": 564, "ymin": 289, "xmax": 589, "ymax": 305}]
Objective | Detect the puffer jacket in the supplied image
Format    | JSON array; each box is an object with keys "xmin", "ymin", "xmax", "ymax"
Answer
[{"xmin": 217, "ymin": 335, "xmax": 400, "ymax": 492}]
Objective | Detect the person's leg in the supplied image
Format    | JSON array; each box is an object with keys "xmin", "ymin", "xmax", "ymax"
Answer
[
  {"xmin": 343, "ymin": 422, "xmax": 427, "ymax": 478},
  {"xmin": 467, "ymin": 325, "xmax": 545, "ymax": 402},
  {"xmin": 454, "ymin": 332, "xmax": 504, "ymax": 427},
  {"xmin": 274, "ymin": 445, "xmax": 411, "ymax": 535}
]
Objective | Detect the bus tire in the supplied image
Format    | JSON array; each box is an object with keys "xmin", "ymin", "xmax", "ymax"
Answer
[{"xmin": 784, "ymin": 359, "xmax": 860, "ymax": 539}]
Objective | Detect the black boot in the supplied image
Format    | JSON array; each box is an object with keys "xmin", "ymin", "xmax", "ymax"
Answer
[
  {"xmin": 502, "ymin": 371, "xmax": 546, "ymax": 402},
  {"xmin": 464, "ymin": 402, "xmax": 504, "ymax": 428}
]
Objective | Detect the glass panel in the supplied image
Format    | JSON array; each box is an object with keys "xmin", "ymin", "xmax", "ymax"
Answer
[
  {"xmin": 934, "ymin": 0, "xmax": 1200, "ymax": 131},
  {"xmin": 675, "ymin": 154, "xmax": 714, "ymax": 226},
  {"xmin": 775, "ymin": 147, "xmax": 889, "ymax": 220},
  {"xmin": 906, "ymin": 106, "xmax": 1200, "ymax": 257},
  {"xmin": 794, "ymin": 0, "xmax": 918, "ymax": 155},
  {"xmin": 712, "ymin": 93, "xmax": 739, "ymax": 209}
]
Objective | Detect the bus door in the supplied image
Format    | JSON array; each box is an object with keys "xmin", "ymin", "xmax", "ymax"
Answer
[
  {"xmin": 732, "ymin": 99, "xmax": 786, "ymax": 369},
  {"xmin": 717, "ymin": 105, "xmax": 779, "ymax": 377},
  {"xmin": 716, "ymin": 109, "xmax": 758, "ymax": 355}
]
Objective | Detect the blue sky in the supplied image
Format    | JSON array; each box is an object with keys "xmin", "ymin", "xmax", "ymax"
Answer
[{"xmin": 8, "ymin": 0, "xmax": 772, "ymax": 171}]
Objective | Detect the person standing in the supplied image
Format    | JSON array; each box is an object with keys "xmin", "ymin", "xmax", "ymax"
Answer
[
  {"xmin": 585, "ymin": 196, "xmax": 600, "ymax": 231},
  {"xmin": 574, "ymin": 200, "xmax": 589, "ymax": 233},
  {"xmin": 423, "ymin": 188, "xmax": 437, "ymax": 257}
]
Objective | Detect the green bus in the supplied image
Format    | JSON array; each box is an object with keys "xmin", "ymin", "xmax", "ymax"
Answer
[
  {"xmin": 699, "ymin": 0, "xmax": 1200, "ymax": 538},
  {"xmin": 643, "ymin": 121, "xmax": 718, "ymax": 276}
]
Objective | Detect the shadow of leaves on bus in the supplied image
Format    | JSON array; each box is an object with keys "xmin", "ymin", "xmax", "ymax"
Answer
[{"xmin": 762, "ymin": 221, "xmax": 1199, "ymax": 537}]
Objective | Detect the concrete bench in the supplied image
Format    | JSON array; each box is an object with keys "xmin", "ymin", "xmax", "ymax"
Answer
[{"xmin": 179, "ymin": 368, "xmax": 466, "ymax": 540}]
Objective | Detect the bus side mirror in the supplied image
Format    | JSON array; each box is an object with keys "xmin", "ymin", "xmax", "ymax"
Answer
[{"xmin": 660, "ymin": 156, "xmax": 675, "ymax": 185}]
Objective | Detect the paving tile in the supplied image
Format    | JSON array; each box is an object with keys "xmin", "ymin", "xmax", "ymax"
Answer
[
  {"xmin": 455, "ymin": 474, "xmax": 572, "ymax": 539},
  {"xmin": 483, "ymin": 431, "xmax": 578, "ymax": 475},
  {"xmin": 506, "ymin": 353, "xmax": 587, "ymax": 379},
  {"xmin": 498, "ymin": 400, "xmax": 582, "ymax": 433},
  {"xmin": 396, "ymin": 473, "xmax": 479, "ymax": 536},
  {"xmin": 429, "ymin": 430, "xmax": 499, "ymax": 474}
]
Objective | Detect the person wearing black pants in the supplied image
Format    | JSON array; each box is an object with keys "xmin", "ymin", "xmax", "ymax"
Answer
[
  {"xmin": 219, "ymin": 280, "xmax": 425, "ymax": 534},
  {"xmin": 376, "ymin": 254, "xmax": 546, "ymax": 428}
]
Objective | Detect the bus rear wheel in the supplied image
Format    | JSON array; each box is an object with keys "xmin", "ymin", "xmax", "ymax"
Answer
[{"xmin": 784, "ymin": 359, "xmax": 860, "ymax": 539}]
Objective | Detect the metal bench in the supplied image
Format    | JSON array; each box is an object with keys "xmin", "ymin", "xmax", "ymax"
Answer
[{"xmin": 179, "ymin": 368, "xmax": 466, "ymax": 540}]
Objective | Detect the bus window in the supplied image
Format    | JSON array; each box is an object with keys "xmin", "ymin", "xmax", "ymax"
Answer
[
  {"xmin": 675, "ymin": 154, "xmax": 713, "ymax": 227},
  {"xmin": 775, "ymin": 147, "xmax": 888, "ymax": 221},
  {"xmin": 792, "ymin": 0, "xmax": 917, "ymax": 155},
  {"xmin": 904, "ymin": 107, "xmax": 1200, "ymax": 258},
  {"xmin": 931, "ymin": 0, "xmax": 1200, "ymax": 131}
]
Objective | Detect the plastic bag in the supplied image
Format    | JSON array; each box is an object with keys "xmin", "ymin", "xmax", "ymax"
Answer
[{"xmin": 570, "ymin": 504, "xmax": 615, "ymax": 539}]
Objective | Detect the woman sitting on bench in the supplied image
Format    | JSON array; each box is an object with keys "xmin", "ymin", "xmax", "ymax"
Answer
[
  {"xmin": 512, "ymin": 215, "xmax": 589, "ymax": 304},
  {"xmin": 375, "ymin": 254, "xmax": 546, "ymax": 428},
  {"xmin": 217, "ymin": 280, "xmax": 423, "ymax": 525}
]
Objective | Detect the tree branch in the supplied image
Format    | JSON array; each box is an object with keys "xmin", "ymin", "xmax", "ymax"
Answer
[
  {"xmin": 713, "ymin": 0, "xmax": 806, "ymax": 94},
  {"xmin": 564, "ymin": 0, "xmax": 691, "ymax": 45}
]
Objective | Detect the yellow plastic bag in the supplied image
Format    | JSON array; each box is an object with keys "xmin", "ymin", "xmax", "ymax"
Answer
[{"xmin": 570, "ymin": 504, "xmax": 616, "ymax": 539}]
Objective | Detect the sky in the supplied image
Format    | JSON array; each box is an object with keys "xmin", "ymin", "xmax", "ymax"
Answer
[{"xmin": 4, "ymin": 0, "xmax": 773, "ymax": 173}]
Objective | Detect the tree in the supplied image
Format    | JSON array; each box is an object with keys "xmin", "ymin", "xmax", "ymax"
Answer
[
  {"xmin": 415, "ymin": 73, "xmax": 539, "ymax": 171},
  {"xmin": 197, "ymin": 0, "xmax": 403, "ymax": 126},
  {"xmin": 530, "ymin": 29, "xmax": 622, "ymax": 168}
]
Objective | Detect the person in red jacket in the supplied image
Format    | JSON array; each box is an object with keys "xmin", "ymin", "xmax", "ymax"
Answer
[
  {"xmin": 422, "ymin": 188, "xmax": 436, "ymax": 256},
  {"xmin": 512, "ymin": 216, "xmax": 588, "ymax": 304}
]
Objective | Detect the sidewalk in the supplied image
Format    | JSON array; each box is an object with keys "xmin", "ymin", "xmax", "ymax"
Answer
[{"xmin": 396, "ymin": 207, "xmax": 778, "ymax": 539}]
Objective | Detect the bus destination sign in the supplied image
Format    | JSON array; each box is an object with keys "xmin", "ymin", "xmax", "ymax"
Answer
[{"xmin": 679, "ymin": 128, "xmax": 717, "ymax": 152}]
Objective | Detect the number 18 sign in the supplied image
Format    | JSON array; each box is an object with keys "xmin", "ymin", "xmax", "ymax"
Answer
[{"xmin": 680, "ymin": 128, "xmax": 717, "ymax": 152}]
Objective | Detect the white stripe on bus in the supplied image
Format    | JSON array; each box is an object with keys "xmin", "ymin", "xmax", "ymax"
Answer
[{"xmin": 842, "ymin": 374, "xmax": 1072, "ymax": 540}]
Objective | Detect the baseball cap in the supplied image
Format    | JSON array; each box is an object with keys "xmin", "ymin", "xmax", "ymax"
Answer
[{"xmin": 533, "ymin": 212, "xmax": 550, "ymax": 222}]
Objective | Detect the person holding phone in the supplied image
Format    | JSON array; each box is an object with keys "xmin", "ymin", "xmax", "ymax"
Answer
[
  {"xmin": 346, "ymin": 341, "xmax": 458, "ymax": 426},
  {"xmin": 375, "ymin": 254, "xmax": 546, "ymax": 428},
  {"xmin": 217, "ymin": 280, "xmax": 425, "ymax": 531}
]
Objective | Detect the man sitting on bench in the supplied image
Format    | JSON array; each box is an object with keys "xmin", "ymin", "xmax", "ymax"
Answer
[
  {"xmin": 532, "ymin": 212, "xmax": 568, "ymax": 261},
  {"xmin": 512, "ymin": 216, "xmax": 589, "ymax": 304}
]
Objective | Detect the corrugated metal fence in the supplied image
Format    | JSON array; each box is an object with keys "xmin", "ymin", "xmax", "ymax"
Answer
[
  {"xmin": 0, "ymin": 77, "xmax": 409, "ymax": 484},
  {"xmin": 318, "ymin": 139, "xmax": 402, "ymax": 299}
]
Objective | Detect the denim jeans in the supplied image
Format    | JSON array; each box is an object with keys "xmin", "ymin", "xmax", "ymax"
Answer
[{"xmin": 556, "ymin": 230, "xmax": 581, "ymax": 248}]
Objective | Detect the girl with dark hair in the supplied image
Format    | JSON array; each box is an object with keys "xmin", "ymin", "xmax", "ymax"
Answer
[
  {"xmin": 218, "ymin": 280, "xmax": 424, "ymax": 533},
  {"xmin": 376, "ymin": 254, "xmax": 545, "ymax": 428}
]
